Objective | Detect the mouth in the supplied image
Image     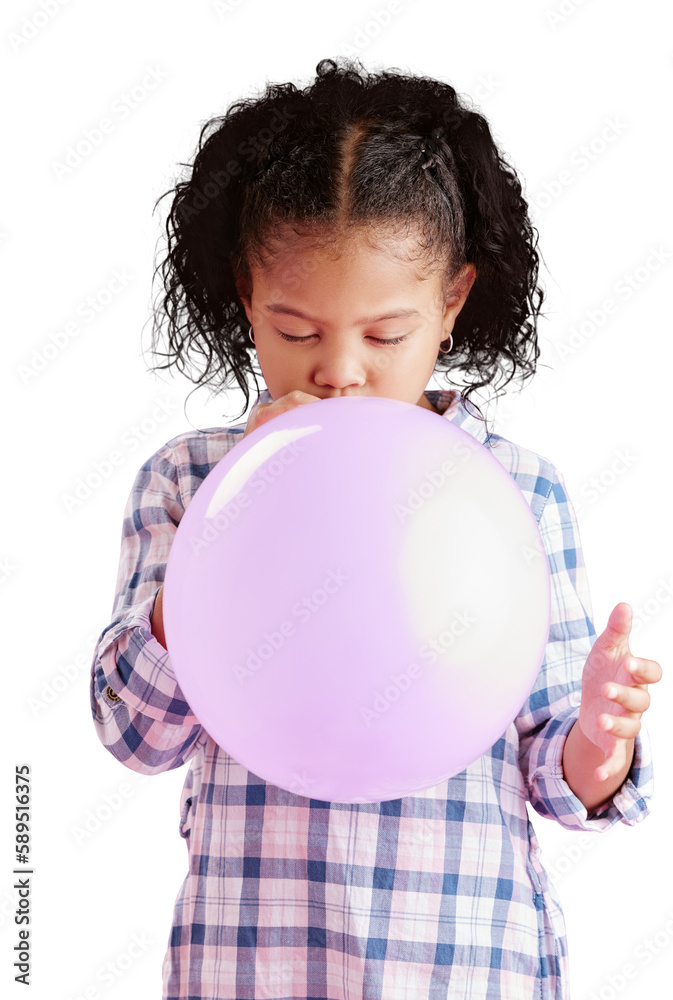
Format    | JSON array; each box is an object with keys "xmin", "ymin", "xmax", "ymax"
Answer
[{"xmin": 319, "ymin": 393, "xmax": 365, "ymax": 399}]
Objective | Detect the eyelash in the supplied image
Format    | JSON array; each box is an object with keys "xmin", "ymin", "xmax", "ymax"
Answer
[{"xmin": 276, "ymin": 331, "xmax": 409, "ymax": 346}]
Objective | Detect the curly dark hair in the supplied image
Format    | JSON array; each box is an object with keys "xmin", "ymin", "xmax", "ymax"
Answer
[{"xmin": 147, "ymin": 56, "xmax": 547, "ymax": 434}]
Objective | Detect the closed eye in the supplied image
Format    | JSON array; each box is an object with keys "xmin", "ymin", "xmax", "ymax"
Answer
[{"xmin": 276, "ymin": 331, "xmax": 409, "ymax": 346}]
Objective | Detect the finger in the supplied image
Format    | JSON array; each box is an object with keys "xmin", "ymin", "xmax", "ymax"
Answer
[
  {"xmin": 596, "ymin": 751, "xmax": 622, "ymax": 782},
  {"xmin": 597, "ymin": 738, "xmax": 638, "ymax": 781},
  {"xmin": 599, "ymin": 713, "xmax": 642, "ymax": 740},
  {"xmin": 603, "ymin": 602, "xmax": 633, "ymax": 640},
  {"xmin": 604, "ymin": 683, "xmax": 651, "ymax": 714},
  {"xmin": 627, "ymin": 657, "xmax": 662, "ymax": 684},
  {"xmin": 596, "ymin": 758, "xmax": 622, "ymax": 782}
]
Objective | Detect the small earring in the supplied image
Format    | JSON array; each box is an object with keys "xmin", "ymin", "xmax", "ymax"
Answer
[
  {"xmin": 439, "ymin": 332, "xmax": 453, "ymax": 354},
  {"xmin": 248, "ymin": 325, "xmax": 255, "ymax": 346}
]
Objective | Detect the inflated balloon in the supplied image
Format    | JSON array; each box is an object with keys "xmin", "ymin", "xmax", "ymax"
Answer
[{"xmin": 162, "ymin": 395, "xmax": 551, "ymax": 803}]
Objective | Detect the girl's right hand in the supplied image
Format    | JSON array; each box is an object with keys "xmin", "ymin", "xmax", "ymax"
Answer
[{"xmin": 242, "ymin": 389, "xmax": 323, "ymax": 438}]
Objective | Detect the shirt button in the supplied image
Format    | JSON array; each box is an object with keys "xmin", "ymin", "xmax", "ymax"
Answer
[{"xmin": 105, "ymin": 685, "xmax": 122, "ymax": 703}]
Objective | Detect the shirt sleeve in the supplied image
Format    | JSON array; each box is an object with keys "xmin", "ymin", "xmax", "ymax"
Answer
[
  {"xmin": 89, "ymin": 443, "xmax": 207, "ymax": 775},
  {"xmin": 514, "ymin": 465, "xmax": 654, "ymax": 832}
]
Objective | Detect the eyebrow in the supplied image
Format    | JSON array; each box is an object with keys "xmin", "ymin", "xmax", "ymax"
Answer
[{"xmin": 265, "ymin": 304, "xmax": 421, "ymax": 324}]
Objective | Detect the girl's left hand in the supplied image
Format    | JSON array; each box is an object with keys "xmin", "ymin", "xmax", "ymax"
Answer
[{"xmin": 578, "ymin": 602, "xmax": 662, "ymax": 782}]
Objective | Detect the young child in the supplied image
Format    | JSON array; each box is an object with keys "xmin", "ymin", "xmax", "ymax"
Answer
[{"xmin": 89, "ymin": 58, "xmax": 660, "ymax": 1000}]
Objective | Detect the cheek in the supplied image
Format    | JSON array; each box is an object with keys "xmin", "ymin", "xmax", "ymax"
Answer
[
  {"xmin": 258, "ymin": 343, "xmax": 306, "ymax": 390},
  {"xmin": 368, "ymin": 348, "xmax": 403, "ymax": 380},
  {"xmin": 369, "ymin": 346, "xmax": 425, "ymax": 383}
]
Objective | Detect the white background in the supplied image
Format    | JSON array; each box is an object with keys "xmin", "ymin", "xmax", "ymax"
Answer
[{"xmin": 3, "ymin": 1, "xmax": 671, "ymax": 997}]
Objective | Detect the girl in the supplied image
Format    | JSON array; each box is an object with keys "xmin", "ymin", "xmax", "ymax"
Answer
[{"xmin": 90, "ymin": 58, "xmax": 660, "ymax": 999}]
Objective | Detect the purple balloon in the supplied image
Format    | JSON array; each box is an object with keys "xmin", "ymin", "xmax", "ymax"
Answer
[{"xmin": 162, "ymin": 396, "xmax": 550, "ymax": 803}]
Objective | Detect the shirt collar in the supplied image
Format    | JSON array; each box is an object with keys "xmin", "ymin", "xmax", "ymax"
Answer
[
  {"xmin": 252, "ymin": 388, "xmax": 490, "ymax": 446},
  {"xmin": 423, "ymin": 389, "xmax": 490, "ymax": 445}
]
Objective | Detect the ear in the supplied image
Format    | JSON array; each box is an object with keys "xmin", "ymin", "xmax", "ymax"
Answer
[
  {"xmin": 234, "ymin": 272, "xmax": 249, "ymax": 304},
  {"xmin": 443, "ymin": 263, "xmax": 476, "ymax": 324},
  {"xmin": 234, "ymin": 274, "xmax": 253, "ymax": 322}
]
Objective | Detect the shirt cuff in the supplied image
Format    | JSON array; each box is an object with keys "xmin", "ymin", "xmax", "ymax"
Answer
[
  {"xmin": 526, "ymin": 704, "xmax": 654, "ymax": 831},
  {"xmin": 97, "ymin": 591, "xmax": 200, "ymax": 725}
]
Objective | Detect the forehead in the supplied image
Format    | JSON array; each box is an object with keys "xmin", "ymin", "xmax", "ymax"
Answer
[{"xmin": 251, "ymin": 226, "xmax": 442, "ymax": 298}]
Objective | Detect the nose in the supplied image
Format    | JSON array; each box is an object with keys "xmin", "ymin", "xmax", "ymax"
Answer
[
  {"xmin": 312, "ymin": 343, "xmax": 368, "ymax": 392},
  {"xmin": 312, "ymin": 344, "xmax": 392, "ymax": 390}
]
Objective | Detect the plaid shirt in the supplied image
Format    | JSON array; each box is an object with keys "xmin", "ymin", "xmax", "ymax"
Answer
[{"xmin": 90, "ymin": 387, "xmax": 653, "ymax": 1000}]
